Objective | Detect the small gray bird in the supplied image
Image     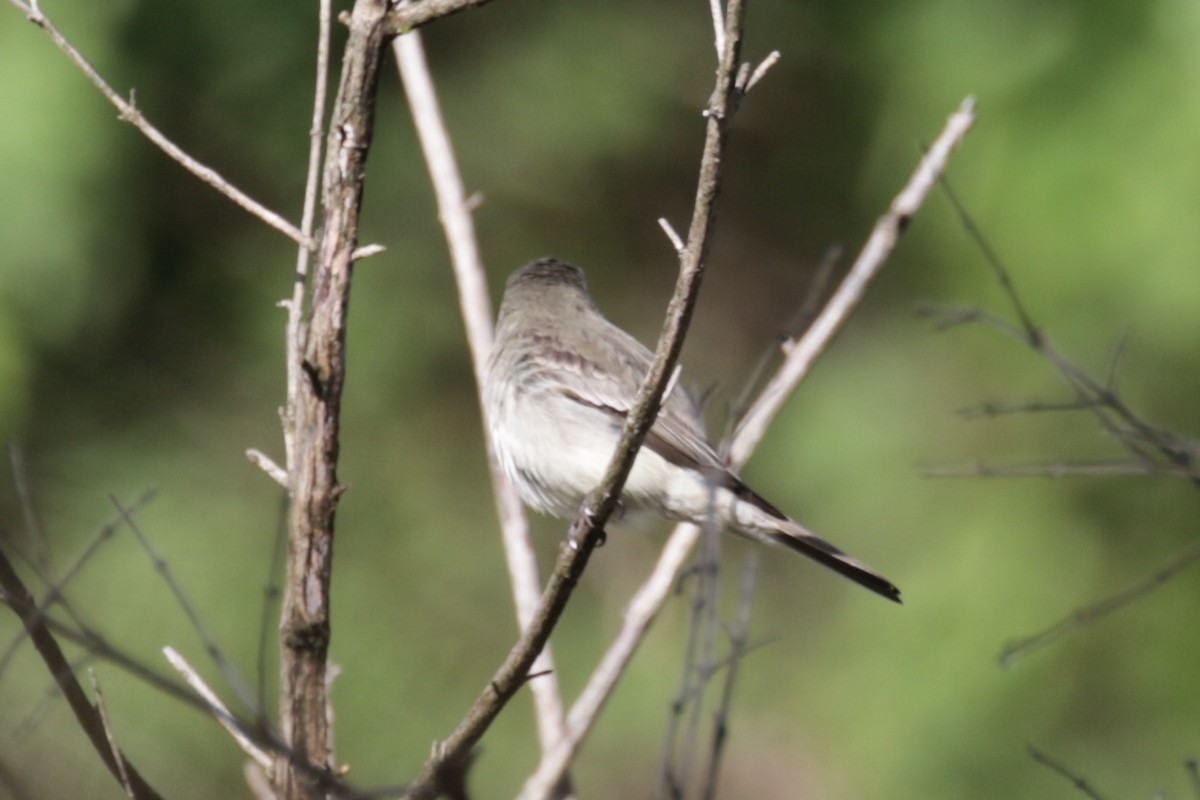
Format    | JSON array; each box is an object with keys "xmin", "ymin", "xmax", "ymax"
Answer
[{"xmin": 484, "ymin": 257, "xmax": 900, "ymax": 603}]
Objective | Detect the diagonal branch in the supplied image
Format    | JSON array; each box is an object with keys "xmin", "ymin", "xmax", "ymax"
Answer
[
  {"xmin": 516, "ymin": 95, "xmax": 978, "ymax": 800},
  {"xmin": 928, "ymin": 178, "xmax": 1200, "ymax": 488},
  {"xmin": 1028, "ymin": 744, "xmax": 1108, "ymax": 800},
  {"xmin": 9, "ymin": 0, "xmax": 311, "ymax": 247},
  {"xmin": 730, "ymin": 96, "xmax": 977, "ymax": 463},
  {"xmin": 998, "ymin": 539, "xmax": 1200, "ymax": 668},
  {"xmin": 402, "ymin": 3, "xmax": 751, "ymax": 798},
  {"xmin": 0, "ymin": 547, "xmax": 164, "ymax": 800}
]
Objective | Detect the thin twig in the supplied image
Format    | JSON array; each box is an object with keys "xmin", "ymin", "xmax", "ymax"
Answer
[
  {"xmin": 730, "ymin": 96, "xmax": 977, "ymax": 463},
  {"xmin": 677, "ymin": 520, "xmax": 722, "ymax": 796},
  {"xmin": 13, "ymin": 650, "xmax": 95, "ymax": 739},
  {"xmin": 8, "ymin": 444, "xmax": 48, "ymax": 569},
  {"xmin": 661, "ymin": 540, "xmax": 715, "ymax": 798},
  {"xmin": 8, "ymin": 0, "xmax": 311, "ymax": 247},
  {"xmin": 932, "ymin": 177, "xmax": 1200, "ymax": 489},
  {"xmin": 0, "ymin": 547, "xmax": 164, "ymax": 799},
  {"xmin": 392, "ymin": 21, "xmax": 572, "ymax": 792},
  {"xmin": 111, "ymin": 495, "xmax": 257, "ymax": 713},
  {"xmin": 921, "ymin": 299, "xmax": 1200, "ymax": 480},
  {"xmin": 164, "ymin": 646, "xmax": 273, "ymax": 770},
  {"xmin": 281, "ymin": 0, "xmax": 333, "ymax": 482},
  {"xmin": 0, "ymin": 490, "xmax": 157, "ymax": 681},
  {"xmin": 1028, "ymin": 744, "xmax": 1108, "ymax": 800},
  {"xmin": 3, "ymin": 580, "xmax": 360, "ymax": 797},
  {"xmin": 701, "ymin": 552, "xmax": 758, "ymax": 800},
  {"xmin": 957, "ymin": 398, "xmax": 1101, "ymax": 418},
  {"xmin": 519, "ymin": 95, "xmax": 978, "ymax": 799},
  {"xmin": 919, "ymin": 459, "xmax": 1195, "ymax": 480},
  {"xmin": 708, "ymin": 0, "xmax": 726, "ymax": 57},
  {"xmin": 722, "ymin": 245, "xmax": 841, "ymax": 449},
  {"xmin": 744, "ymin": 51, "xmax": 780, "ymax": 94},
  {"xmin": 659, "ymin": 218, "xmax": 686, "ymax": 255},
  {"xmin": 88, "ymin": 669, "xmax": 136, "ymax": 800},
  {"xmin": 998, "ymin": 539, "xmax": 1200, "ymax": 668},
  {"xmin": 248, "ymin": 448, "xmax": 289, "ymax": 488}
]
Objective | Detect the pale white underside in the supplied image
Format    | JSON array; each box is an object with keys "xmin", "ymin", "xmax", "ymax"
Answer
[{"xmin": 486, "ymin": 376, "xmax": 782, "ymax": 545}]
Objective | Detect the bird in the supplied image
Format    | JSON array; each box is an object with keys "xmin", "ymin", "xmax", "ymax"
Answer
[{"xmin": 483, "ymin": 256, "xmax": 900, "ymax": 603}]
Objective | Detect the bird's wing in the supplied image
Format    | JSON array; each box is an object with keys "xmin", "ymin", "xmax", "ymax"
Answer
[{"xmin": 547, "ymin": 323, "xmax": 734, "ymax": 485}]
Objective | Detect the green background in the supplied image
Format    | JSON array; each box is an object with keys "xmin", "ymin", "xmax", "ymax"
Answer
[{"xmin": 1, "ymin": 0, "xmax": 1198, "ymax": 797}]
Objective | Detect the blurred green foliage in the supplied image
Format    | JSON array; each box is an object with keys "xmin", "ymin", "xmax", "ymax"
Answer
[{"xmin": 2, "ymin": 0, "xmax": 1199, "ymax": 798}]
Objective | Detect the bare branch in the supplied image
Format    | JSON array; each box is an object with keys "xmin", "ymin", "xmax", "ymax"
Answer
[
  {"xmin": 8, "ymin": 0, "xmax": 311, "ymax": 247},
  {"xmin": 246, "ymin": 761, "xmax": 279, "ymax": 800},
  {"xmin": 112, "ymin": 495, "xmax": 257, "ymax": 713},
  {"xmin": 0, "ymin": 490, "xmax": 156, "ymax": 682},
  {"xmin": 407, "ymin": 2, "xmax": 753, "ymax": 797},
  {"xmin": 730, "ymin": 96, "xmax": 976, "ymax": 463},
  {"xmin": 701, "ymin": 552, "xmax": 759, "ymax": 800},
  {"xmin": 708, "ymin": 0, "xmax": 726, "ymax": 57},
  {"xmin": 385, "ymin": 0, "xmax": 502, "ymax": 35},
  {"xmin": 282, "ymin": 0, "xmax": 334, "ymax": 484},
  {"xmin": 659, "ymin": 217, "xmax": 686, "ymax": 254},
  {"xmin": 744, "ymin": 51, "xmax": 781, "ymax": 94},
  {"xmin": 518, "ymin": 525, "xmax": 706, "ymax": 800},
  {"xmin": 931, "ymin": 177, "xmax": 1200, "ymax": 488},
  {"xmin": 520, "ymin": 95, "xmax": 979, "ymax": 798},
  {"xmin": 247, "ymin": 448, "xmax": 290, "ymax": 488},
  {"xmin": 1028, "ymin": 744, "xmax": 1108, "ymax": 800},
  {"xmin": 8, "ymin": 444, "xmax": 48, "ymax": 569},
  {"xmin": 31, "ymin": 610, "xmax": 355, "ymax": 797},
  {"xmin": 0, "ymin": 547, "xmax": 164, "ymax": 799},
  {"xmin": 392, "ymin": 23, "xmax": 572, "ymax": 788},
  {"xmin": 164, "ymin": 646, "xmax": 273, "ymax": 771},
  {"xmin": 919, "ymin": 458, "xmax": 1197, "ymax": 480},
  {"xmin": 957, "ymin": 398, "xmax": 1103, "ymax": 418},
  {"xmin": 350, "ymin": 243, "xmax": 388, "ymax": 260},
  {"xmin": 668, "ymin": 522, "xmax": 721, "ymax": 796},
  {"xmin": 88, "ymin": 669, "xmax": 136, "ymax": 800},
  {"xmin": 999, "ymin": 540, "xmax": 1200, "ymax": 668},
  {"xmin": 722, "ymin": 245, "xmax": 841, "ymax": 448},
  {"xmin": 278, "ymin": 0, "xmax": 394, "ymax": 795}
]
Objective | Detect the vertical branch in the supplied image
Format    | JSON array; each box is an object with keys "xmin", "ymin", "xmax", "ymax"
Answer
[
  {"xmin": 404, "ymin": 3, "xmax": 751, "ymax": 796},
  {"xmin": 392, "ymin": 26, "xmax": 572, "ymax": 780},
  {"xmin": 700, "ymin": 552, "xmax": 758, "ymax": 800},
  {"xmin": 514, "ymin": 3, "xmax": 751, "ymax": 798},
  {"xmin": 277, "ymin": 0, "xmax": 391, "ymax": 796},
  {"xmin": 284, "ymin": 0, "xmax": 334, "ymax": 474}
]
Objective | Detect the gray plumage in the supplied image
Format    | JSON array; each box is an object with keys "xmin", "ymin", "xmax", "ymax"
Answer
[{"xmin": 484, "ymin": 257, "xmax": 900, "ymax": 603}]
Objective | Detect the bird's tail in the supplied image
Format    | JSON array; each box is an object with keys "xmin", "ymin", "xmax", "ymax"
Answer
[
  {"xmin": 702, "ymin": 479, "xmax": 902, "ymax": 603},
  {"xmin": 767, "ymin": 521, "xmax": 902, "ymax": 603}
]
